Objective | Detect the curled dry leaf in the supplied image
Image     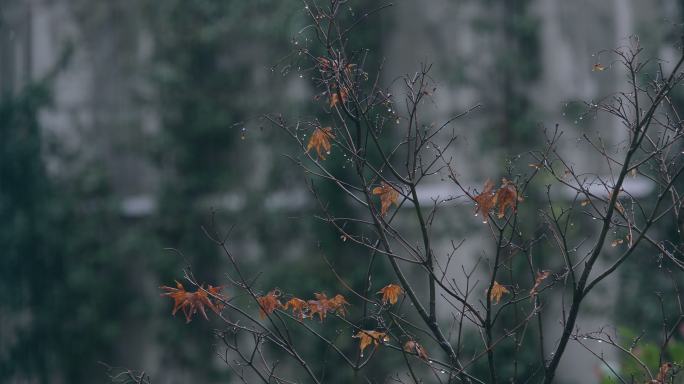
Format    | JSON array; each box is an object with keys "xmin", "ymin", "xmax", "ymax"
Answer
[
  {"xmin": 378, "ymin": 284, "xmax": 403, "ymax": 305},
  {"xmin": 306, "ymin": 127, "xmax": 335, "ymax": 160},
  {"xmin": 473, "ymin": 179, "xmax": 496, "ymax": 222},
  {"xmin": 489, "ymin": 281, "xmax": 509, "ymax": 305},
  {"xmin": 372, "ymin": 182, "xmax": 399, "ymax": 216},
  {"xmin": 530, "ymin": 271, "xmax": 551, "ymax": 298},
  {"xmin": 307, "ymin": 292, "xmax": 350, "ymax": 321},
  {"xmin": 495, "ymin": 178, "xmax": 522, "ymax": 218},
  {"xmin": 283, "ymin": 297, "xmax": 308, "ymax": 321},
  {"xmin": 353, "ymin": 330, "xmax": 389, "ymax": 357},
  {"xmin": 592, "ymin": 63, "xmax": 606, "ymax": 71},
  {"xmin": 656, "ymin": 362, "xmax": 673, "ymax": 383},
  {"xmin": 317, "ymin": 57, "xmax": 355, "ymax": 76},
  {"xmin": 160, "ymin": 281, "xmax": 226, "ymax": 323},
  {"xmin": 329, "ymin": 87, "xmax": 349, "ymax": 108},
  {"xmin": 403, "ymin": 340, "xmax": 429, "ymax": 361},
  {"xmin": 257, "ymin": 290, "xmax": 282, "ymax": 319}
]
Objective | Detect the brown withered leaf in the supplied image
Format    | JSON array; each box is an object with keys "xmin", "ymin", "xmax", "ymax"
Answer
[
  {"xmin": 592, "ymin": 63, "xmax": 606, "ymax": 72},
  {"xmin": 495, "ymin": 178, "xmax": 522, "ymax": 219},
  {"xmin": 284, "ymin": 297, "xmax": 308, "ymax": 321},
  {"xmin": 329, "ymin": 293, "xmax": 350, "ymax": 317},
  {"xmin": 353, "ymin": 330, "xmax": 389, "ymax": 357},
  {"xmin": 611, "ymin": 239, "xmax": 624, "ymax": 247},
  {"xmin": 329, "ymin": 87, "xmax": 349, "ymax": 108},
  {"xmin": 489, "ymin": 281, "xmax": 509, "ymax": 305},
  {"xmin": 530, "ymin": 271, "xmax": 550, "ymax": 298},
  {"xmin": 160, "ymin": 281, "xmax": 225, "ymax": 323},
  {"xmin": 474, "ymin": 180, "xmax": 496, "ymax": 223},
  {"xmin": 307, "ymin": 293, "xmax": 350, "ymax": 321},
  {"xmin": 372, "ymin": 182, "xmax": 399, "ymax": 216},
  {"xmin": 403, "ymin": 340, "xmax": 429, "ymax": 361},
  {"xmin": 318, "ymin": 57, "xmax": 331, "ymax": 71},
  {"xmin": 378, "ymin": 284, "xmax": 403, "ymax": 305},
  {"xmin": 656, "ymin": 362, "xmax": 673, "ymax": 383},
  {"xmin": 306, "ymin": 127, "xmax": 335, "ymax": 160},
  {"xmin": 257, "ymin": 290, "xmax": 282, "ymax": 319}
]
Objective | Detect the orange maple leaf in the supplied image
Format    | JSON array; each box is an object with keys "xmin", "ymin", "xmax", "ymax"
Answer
[
  {"xmin": 257, "ymin": 290, "xmax": 282, "ymax": 319},
  {"xmin": 284, "ymin": 297, "xmax": 308, "ymax": 321},
  {"xmin": 489, "ymin": 281, "xmax": 509, "ymax": 305},
  {"xmin": 307, "ymin": 292, "xmax": 350, "ymax": 321},
  {"xmin": 529, "ymin": 271, "xmax": 550, "ymax": 298},
  {"xmin": 474, "ymin": 180, "xmax": 496, "ymax": 222},
  {"xmin": 329, "ymin": 87, "xmax": 349, "ymax": 108},
  {"xmin": 329, "ymin": 293, "xmax": 350, "ymax": 317},
  {"xmin": 378, "ymin": 284, "xmax": 403, "ymax": 305},
  {"xmin": 353, "ymin": 330, "xmax": 389, "ymax": 357},
  {"xmin": 306, "ymin": 127, "xmax": 335, "ymax": 160},
  {"xmin": 372, "ymin": 182, "xmax": 399, "ymax": 216},
  {"xmin": 160, "ymin": 281, "xmax": 225, "ymax": 323},
  {"xmin": 495, "ymin": 178, "xmax": 522, "ymax": 218},
  {"xmin": 403, "ymin": 340, "xmax": 429, "ymax": 361}
]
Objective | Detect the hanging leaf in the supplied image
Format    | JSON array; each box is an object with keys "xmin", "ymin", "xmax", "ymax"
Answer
[
  {"xmin": 160, "ymin": 281, "xmax": 226, "ymax": 323},
  {"xmin": 530, "ymin": 271, "xmax": 550, "ymax": 298},
  {"xmin": 403, "ymin": 340, "xmax": 429, "ymax": 361},
  {"xmin": 378, "ymin": 284, "xmax": 403, "ymax": 305},
  {"xmin": 353, "ymin": 330, "xmax": 389, "ymax": 357},
  {"xmin": 307, "ymin": 292, "xmax": 350, "ymax": 321},
  {"xmin": 495, "ymin": 178, "xmax": 522, "ymax": 218},
  {"xmin": 329, "ymin": 87, "xmax": 349, "ymax": 108},
  {"xmin": 474, "ymin": 180, "xmax": 496, "ymax": 222},
  {"xmin": 284, "ymin": 297, "xmax": 308, "ymax": 321},
  {"xmin": 372, "ymin": 182, "xmax": 399, "ymax": 216},
  {"xmin": 306, "ymin": 127, "xmax": 335, "ymax": 160},
  {"xmin": 489, "ymin": 281, "xmax": 509, "ymax": 305},
  {"xmin": 257, "ymin": 290, "xmax": 282, "ymax": 319}
]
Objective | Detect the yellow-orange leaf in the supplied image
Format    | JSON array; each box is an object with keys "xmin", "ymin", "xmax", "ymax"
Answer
[
  {"xmin": 284, "ymin": 297, "xmax": 308, "ymax": 320},
  {"xmin": 306, "ymin": 127, "xmax": 335, "ymax": 160},
  {"xmin": 474, "ymin": 180, "xmax": 496, "ymax": 223},
  {"xmin": 372, "ymin": 182, "xmax": 399, "ymax": 216},
  {"xmin": 257, "ymin": 290, "xmax": 282, "ymax": 319},
  {"xmin": 403, "ymin": 340, "xmax": 429, "ymax": 361},
  {"xmin": 353, "ymin": 330, "xmax": 389, "ymax": 357},
  {"xmin": 160, "ymin": 281, "xmax": 226, "ymax": 323},
  {"xmin": 495, "ymin": 178, "xmax": 522, "ymax": 219},
  {"xmin": 489, "ymin": 281, "xmax": 509, "ymax": 305},
  {"xmin": 378, "ymin": 284, "xmax": 403, "ymax": 305}
]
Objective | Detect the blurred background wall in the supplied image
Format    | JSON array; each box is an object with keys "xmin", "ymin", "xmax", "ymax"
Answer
[{"xmin": 1, "ymin": 0, "xmax": 682, "ymax": 383}]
